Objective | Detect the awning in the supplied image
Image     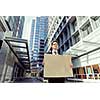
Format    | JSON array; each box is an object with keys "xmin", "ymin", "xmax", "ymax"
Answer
[
  {"xmin": 4, "ymin": 37, "xmax": 30, "ymax": 70},
  {"xmin": 64, "ymin": 27, "xmax": 100, "ymax": 58}
]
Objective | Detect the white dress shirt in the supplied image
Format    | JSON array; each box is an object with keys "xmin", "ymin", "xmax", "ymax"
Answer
[{"xmin": 52, "ymin": 49, "xmax": 58, "ymax": 55}]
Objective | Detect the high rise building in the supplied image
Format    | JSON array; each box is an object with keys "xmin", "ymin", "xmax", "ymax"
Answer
[
  {"xmin": 46, "ymin": 16, "xmax": 100, "ymax": 80},
  {"xmin": 0, "ymin": 16, "xmax": 11, "ymax": 82},
  {"xmin": 44, "ymin": 16, "xmax": 63, "ymax": 52},
  {"xmin": 17, "ymin": 16, "xmax": 25, "ymax": 38},
  {"xmin": 5, "ymin": 16, "xmax": 25, "ymax": 38},
  {"xmin": 30, "ymin": 16, "xmax": 48, "ymax": 68},
  {"xmin": 32, "ymin": 17, "xmax": 40, "ymax": 67},
  {"xmin": 38, "ymin": 16, "xmax": 48, "ymax": 67},
  {"xmin": 0, "ymin": 16, "xmax": 28, "ymax": 82},
  {"xmin": 6, "ymin": 16, "xmax": 20, "ymax": 37},
  {"xmin": 29, "ymin": 19, "xmax": 35, "ymax": 62}
]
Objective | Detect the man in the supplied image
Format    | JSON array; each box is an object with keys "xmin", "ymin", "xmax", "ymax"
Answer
[
  {"xmin": 44, "ymin": 40, "xmax": 66, "ymax": 83},
  {"xmin": 47, "ymin": 40, "xmax": 59, "ymax": 55}
]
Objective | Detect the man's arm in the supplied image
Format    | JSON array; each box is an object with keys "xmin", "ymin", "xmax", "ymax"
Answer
[
  {"xmin": 70, "ymin": 56, "xmax": 73, "ymax": 68},
  {"xmin": 70, "ymin": 63, "xmax": 73, "ymax": 68},
  {"xmin": 42, "ymin": 59, "xmax": 45, "ymax": 65}
]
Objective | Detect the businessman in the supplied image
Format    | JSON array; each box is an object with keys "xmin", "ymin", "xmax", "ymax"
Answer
[{"xmin": 44, "ymin": 40, "xmax": 66, "ymax": 83}]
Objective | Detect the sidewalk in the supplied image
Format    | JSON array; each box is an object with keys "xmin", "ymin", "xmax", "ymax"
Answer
[{"xmin": 82, "ymin": 79, "xmax": 100, "ymax": 83}]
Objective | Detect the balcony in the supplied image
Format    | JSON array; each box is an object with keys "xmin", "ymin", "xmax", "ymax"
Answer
[{"xmin": 64, "ymin": 26, "xmax": 100, "ymax": 58}]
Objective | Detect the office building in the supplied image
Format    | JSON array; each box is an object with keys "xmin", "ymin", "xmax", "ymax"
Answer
[
  {"xmin": 46, "ymin": 16, "xmax": 100, "ymax": 80},
  {"xmin": 0, "ymin": 16, "xmax": 30, "ymax": 83},
  {"xmin": 44, "ymin": 16, "xmax": 63, "ymax": 52},
  {"xmin": 5, "ymin": 16, "xmax": 25, "ymax": 38},
  {"xmin": 17, "ymin": 16, "xmax": 25, "ymax": 38},
  {"xmin": 6, "ymin": 16, "xmax": 20, "ymax": 37},
  {"xmin": 30, "ymin": 16, "xmax": 48, "ymax": 69},
  {"xmin": 29, "ymin": 19, "xmax": 35, "ymax": 62},
  {"xmin": 31, "ymin": 17, "xmax": 40, "ymax": 67},
  {"xmin": 0, "ymin": 16, "xmax": 10, "ymax": 82},
  {"xmin": 38, "ymin": 16, "xmax": 48, "ymax": 67}
]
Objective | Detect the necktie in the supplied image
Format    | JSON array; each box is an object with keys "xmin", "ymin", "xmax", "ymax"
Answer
[{"xmin": 54, "ymin": 51, "xmax": 56, "ymax": 55}]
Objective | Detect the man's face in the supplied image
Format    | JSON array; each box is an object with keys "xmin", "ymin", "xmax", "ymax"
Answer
[{"xmin": 51, "ymin": 42, "xmax": 58, "ymax": 50}]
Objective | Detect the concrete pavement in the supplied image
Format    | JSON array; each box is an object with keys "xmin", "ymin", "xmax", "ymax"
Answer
[{"xmin": 14, "ymin": 77, "xmax": 43, "ymax": 83}]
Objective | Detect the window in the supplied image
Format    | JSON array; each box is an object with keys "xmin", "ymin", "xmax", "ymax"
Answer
[
  {"xmin": 91, "ymin": 16, "xmax": 100, "ymax": 29},
  {"xmin": 71, "ymin": 18, "xmax": 77, "ymax": 33},
  {"xmin": 59, "ymin": 16, "xmax": 61, "ymax": 19},
  {"xmin": 73, "ymin": 31, "xmax": 80, "ymax": 45},
  {"xmin": 0, "ymin": 40, "xmax": 3, "ymax": 49},
  {"xmin": 81, "ymin": 22, "xmax": 92, "ymax": 38},
  {"xmin": 66, "ymin": 16, "xmax": 69, "ymax": 18},
  {"xmin": 78, "ymin": 16, "xmax": 85, "ymax": 21}
]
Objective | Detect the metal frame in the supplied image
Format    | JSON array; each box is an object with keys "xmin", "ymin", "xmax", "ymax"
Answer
[
  {"xmin": 65, "ymin": 39, "xmax": 100, "ymax": 60},
  {"xmin": 4, "ymin": 37, "xmax": 30, "ymax": 69},
  {"xmin": 72, "ymin": 40, "xmax": 100, "ymax": 59}
]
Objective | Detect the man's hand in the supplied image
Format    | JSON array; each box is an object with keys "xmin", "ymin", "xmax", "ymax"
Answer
[
  {"xmin": 70, "ymin": 64, "xmax": 73, "ymax": 68},
  {"xmin": 42, "ymin": 60, "xmax": 45, "ymax": 65}
]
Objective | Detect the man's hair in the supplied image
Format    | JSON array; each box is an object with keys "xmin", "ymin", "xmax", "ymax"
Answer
[{"xmin": 51, "ymin": 40, "xmax": 58, "ymax": 45}]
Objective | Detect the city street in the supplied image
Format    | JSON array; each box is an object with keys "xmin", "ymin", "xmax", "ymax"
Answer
[
  {"xmin": 13, "ymin": 77, "xmax": 84, "ymax": 83},
  {"xmin": 1, "ymin": 16, "xmax": 100, "ymax": 83},
  {"xmin": 14, "ymin": 77, "xmax": 43, "ymax": 83}
]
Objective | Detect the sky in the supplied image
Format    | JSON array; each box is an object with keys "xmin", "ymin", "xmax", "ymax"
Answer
[{"xmin": 22, "ymin": 16, "xmax": 36, "ymax": 41}]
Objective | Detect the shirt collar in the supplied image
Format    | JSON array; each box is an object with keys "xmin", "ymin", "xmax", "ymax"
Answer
[{"xmin": 52, "ymin": 49, "xmax": 58, "ymax": 54}]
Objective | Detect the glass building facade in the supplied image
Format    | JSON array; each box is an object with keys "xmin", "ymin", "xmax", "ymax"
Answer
[
  {"xmin": 29, "ymin": 19, "xmax": 35, "ymax": 62},
  {"xmin": 33, "ymin": 17, "xmax": 40, "ymax": 62},
  {"xmin": 30, "ymin": 16, "xmax": 48, "ymax": 68},
  {"xmin": 38, "ymin": 16, "xmax": 48, "ymax": 66},
  {"xmin": 0, "ymin": 16, "xmax": 26, "ymax": 82},
  {"xmin": 17, "ymin": 16, "xmax": 25, "ymax": 38},
  {"xmin": 6, "ymin": 16, "xmax": 25, "ymax": 38}
]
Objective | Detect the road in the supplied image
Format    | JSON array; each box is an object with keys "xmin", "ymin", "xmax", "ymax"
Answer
[
  {"xmin": 14, "ymin": 77, "xmax": 43, "ymax": 83},
  {"xmin": 13, "ymin": 77, "xmax": 84, "ymax": 83}
]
